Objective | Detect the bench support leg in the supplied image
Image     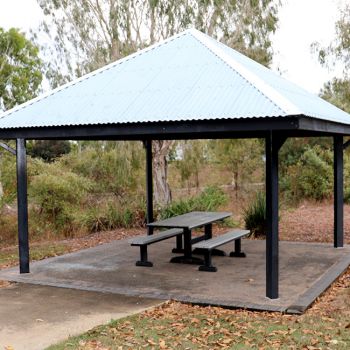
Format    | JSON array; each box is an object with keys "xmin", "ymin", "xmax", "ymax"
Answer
[
  {"xmin": 136, "ymin": 245, "xmax": 153, "ymax": 267},
  {"xmin": 199, "ymin": 251, "xmax": 217, "ymax": 272},
  {"xmin": 229, "ymin": 239, "xmax": 246, "ymax": 258}
]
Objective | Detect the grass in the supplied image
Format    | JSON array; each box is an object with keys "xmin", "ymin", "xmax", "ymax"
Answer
[
  {"xmin": 0, "ymin": 243, "xmax": 68, "ymax": 269},
  {"xmin": 46, "ymin": 301, "xmax": 350, "ymax": 350}
]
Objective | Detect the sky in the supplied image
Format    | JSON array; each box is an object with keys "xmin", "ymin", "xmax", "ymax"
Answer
[{"xmin": 0, "ymin": 0, "xmax": 346, "ymax": 94}]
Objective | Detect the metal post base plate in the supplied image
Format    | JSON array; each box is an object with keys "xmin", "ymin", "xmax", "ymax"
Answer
[
  {"xmin": 193, "ymin": 248, "xmax": 226, "ymax": 256},
  {"xmin": 229, "ymin": 251, "xmax": 246, "ymax": 258},
  {"xmin": 136, "ymin": 261, "xmax": 153, "ymax": 267},
  {"xmin": 170, "ymin": 256, "xmax": 204, "ymax": 265},
  {"xmin": 172, "ymin": 248, "xmax": 184, "ymax": 254},
  {"xmin": 198, "ymin": 265, "xmax": 217, "ymax": 272}
]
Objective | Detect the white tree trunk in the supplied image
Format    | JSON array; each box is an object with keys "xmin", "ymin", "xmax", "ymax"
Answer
[{"xmin": 153, "ymin": 140, "xmax": 174, "ymax": 208}]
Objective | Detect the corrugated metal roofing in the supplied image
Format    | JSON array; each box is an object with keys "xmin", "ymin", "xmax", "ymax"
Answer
[{"xmin": 0, "ymin": 28, "xmax": 349, "ymax": 129}]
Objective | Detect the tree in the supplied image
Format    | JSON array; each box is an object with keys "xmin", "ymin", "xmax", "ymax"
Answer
[
  {"xmin": 0, "ymin": 27, "xmax": 43, "ymax": 200},
  {"xmin": 27, "ymin": 140, "xmax": 71, "ymax": 162},
  {"xmin": 320, "ymin": 78, "xmax": 350, "ymax": 113},
  {"xmin": 36, "ymin": 0, "xmax": 280, "ymax": 207},
  {"xmin": 0, "ymin": 27, "xmax": 42, "ymax": 111},
  {"xmin": 175, "ymin": 140, "xmax": 207, "ymax": 192},
  {"xmin": 210, "ymin": 139, "xmax": 264, "ymax": 199},
  {"xmin": 314, "ymin": 4, "xmax": 350, "ymax": 112}
]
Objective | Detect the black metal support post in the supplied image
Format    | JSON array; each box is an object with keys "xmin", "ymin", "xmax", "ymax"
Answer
[
  {"xmin": 145, "ymin": 140, "xmax": 154, "ymax": 235},
  {"xmin": 265, "ymin": 132, "xmax": 282, "ymax": 299},
  {"xmin": 334, "ymin": 135, "xmax": 344, "ymax": 248},
  {"xmin": 16, "ymin": 138, "xmax": 29, "ymax": 273}
]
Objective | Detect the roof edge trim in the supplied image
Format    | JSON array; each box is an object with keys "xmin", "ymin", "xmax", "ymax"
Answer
[{"xmin": 190, "ymin": 29, "xmax": 301, "ymax": 115}]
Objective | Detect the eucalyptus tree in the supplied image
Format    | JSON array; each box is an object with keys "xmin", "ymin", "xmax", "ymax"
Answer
[
  {"xmin": 314, "ymin": 4, "xmax": 350, "ymax": 112},
  {"xmin": 0, "ymin": 27, "xmax": 42, "ymax": 111},
  {"xmin": 36, "ymin": 0, "xmax": 280, "ymax": 207},
  {"xmin": 0, "ymin": 27, "xmax": 43, "ymax": 199}
]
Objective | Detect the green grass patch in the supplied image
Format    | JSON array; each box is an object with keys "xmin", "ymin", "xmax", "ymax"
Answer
[{"xmin": 0, "ymin": 243, "xmax": 68, "ymax": 268}]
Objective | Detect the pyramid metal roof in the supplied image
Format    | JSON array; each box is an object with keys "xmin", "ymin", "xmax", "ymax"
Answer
[{"xmin": 0, "ymin": 28, "xmax": 350, "ymax": 131}]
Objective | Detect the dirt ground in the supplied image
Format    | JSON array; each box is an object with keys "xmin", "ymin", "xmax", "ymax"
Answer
[{"xmin": 280, "ymin": 201, "xmax": 350, "ymax": 244}]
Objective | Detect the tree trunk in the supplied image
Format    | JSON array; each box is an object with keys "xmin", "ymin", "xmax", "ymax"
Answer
[
  {"xmin": 233, "ymin": 171, "xmax": 239, "ymax": 200},
  {"xmin": 153, "ymin": 140, "xmax": 174, "ymax": 208}
]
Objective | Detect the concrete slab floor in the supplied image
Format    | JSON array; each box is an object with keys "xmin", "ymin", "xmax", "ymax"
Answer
[
  {"xmin": 0, "ymin": 239, "xmax": 349, "ymax": 315},
  {"xmin": 0, "ymin": 283, "xmax": 162, "ymax": 350}
]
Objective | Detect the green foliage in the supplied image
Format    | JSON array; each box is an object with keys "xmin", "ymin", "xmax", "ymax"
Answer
[
  {"xmin": 320, "ymin": 78, "xmax": 350, "ymax": 114},
  {"xmin": 61, "ymin": 142, "xmax": 144, "ymax": 196},
  {"xmin": 314, "ymin": 4, "xmax": 350, "ymax": 114},
  {"xmin": 27, "ymin": 140, "xmax": 71, "ymax": 162},
  {"xmin": 0, "ymin": 151, "xmax": 17, "ymax": 206},
  {"xmin": 29, "ymin": 163, "xmax": 92, "ymax": 234},
  {"xmin": 175, "ymin": 140, "xmax": 207, "ymax": 189},
  {"xmin": 161, "ymin": 186, "xmax": 228, "ymax": 219},
  {"xmin": 282, "ymin": 146, "xmax": 333, "ymax": 202},
  {"xmin": 80, "ymin": 200, "xmax": 146, "ymax": 233},
  {"xmin": 36, "ymin": 0, "xmax": 280, "ymax": 86},
  {"xmin": 243, "ymin": 191, "xmax": 266, "ymax": 237},
  {"xmin": 210, "ymin": 139, "xmax": 264, "ymax": 197},
  {"xmin": 0, "ymin": 27, "xmax": 42, "ymax": 111}
]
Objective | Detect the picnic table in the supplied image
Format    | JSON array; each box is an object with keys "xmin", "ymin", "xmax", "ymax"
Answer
[{"xmin": 147, "ymin": 211, "xmax": 231, "ymax": 264}]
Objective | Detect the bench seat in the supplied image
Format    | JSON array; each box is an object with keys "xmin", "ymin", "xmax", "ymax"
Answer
[
  {"xmin": 130, "ymin": 228, "xmax": 183, "ymax": 267},
  {"xmin": 193, "ymin": 229, "xmax": 250, "ymax": 272}
]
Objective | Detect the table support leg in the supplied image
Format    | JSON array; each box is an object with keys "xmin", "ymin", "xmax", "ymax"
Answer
[
  {"xmin": 172, "ymin": 235, "xmax": 183, "ymax": 253},
  {"xmin": 193, "ymin": 223, "xmax": 226, "ymax": 257},
  {"xmin": 170, "ymin": 228, "xmax": 204, "ymax": 265}
]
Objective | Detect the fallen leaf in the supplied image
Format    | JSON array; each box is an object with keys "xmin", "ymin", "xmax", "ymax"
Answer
[
  {"xmin": 147, "ymin": 339, "xmax": 156, "ymax": 346},
  {"xmin": 159, "ymin": 339, "xmax": 166, "ymax": 349}
]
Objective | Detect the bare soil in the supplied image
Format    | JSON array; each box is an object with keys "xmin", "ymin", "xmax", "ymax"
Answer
[{"xmin": 280, "ymin": 201, "xmax": 350, "ymax": 244}]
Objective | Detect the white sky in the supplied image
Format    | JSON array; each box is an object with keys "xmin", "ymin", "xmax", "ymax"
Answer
[{"xmin": 0, "ymin": 0, "xmax": 346, "ymax": 93}]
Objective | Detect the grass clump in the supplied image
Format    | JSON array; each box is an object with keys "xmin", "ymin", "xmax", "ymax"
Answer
[
  {"xmin": 243, "ymin": 191, "xmax": 266, "ymax": 237},
  {"xmin": 80, "ymin": 200, "xmax": 146, "ymax": 233},
  {"xmin": 160, "ymin": 186, "xmax": 228, "ymax": 219}
]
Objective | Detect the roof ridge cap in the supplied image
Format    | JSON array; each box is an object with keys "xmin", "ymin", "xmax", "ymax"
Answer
[
  {"xmin": 0, "ymin": 30, "xmax": 190, "ymax": 120},
  {"xmin": 190, "ymin": 30, "xmax": 301, "ymax": 115}
]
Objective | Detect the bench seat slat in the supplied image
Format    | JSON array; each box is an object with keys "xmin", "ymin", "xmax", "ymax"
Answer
[
  {"xmin": 193, "ymin": 229, "xmax": 249, "ymax": 250},
  {"xmin": 130, "ymin": 228, "xmax": 183, "ymax": 246}
]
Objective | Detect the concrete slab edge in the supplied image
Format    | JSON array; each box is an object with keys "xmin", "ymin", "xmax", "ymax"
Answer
[
  {"xmin": 286, "ymin": 253, "xmax": 350, "ymax": 314},
  {"xmin": 1, "ymin": 276, "xmax": 288, "ymax": 313}
]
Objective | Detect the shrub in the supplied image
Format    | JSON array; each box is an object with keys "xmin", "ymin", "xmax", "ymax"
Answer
[
  {"xmin": 27, "ymin": 140, "xmax": 71, "ymax": 162},
  {"xmin": 29, "ymin": 164, "xmax": 92, "ymax": 234},
  {"xmin": 80, "ymin": 200, "xmax": 146, "ymax": 233},
  {"xmin": 243, "ymin": 191, "xmax": 266, "ymax": 237},
  {"xmin": 161, "ymin": 186, "xmax": 228, "ymax": 219},
  {"xmin": 282, "ymin": 146, "xmax": 333, "ymax": 202},
  {"xmin": 297, "ymin": 147, "xmax": 332, "ymax": 201},
  {"xmin": 61, "ymin": 143, "xmax": 145, "ymax": 196}
]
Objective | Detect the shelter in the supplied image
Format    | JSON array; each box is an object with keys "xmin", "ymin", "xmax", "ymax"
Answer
[{"xmin": 0, "ymin": 29, "xmax": 349, "ymax": 300}]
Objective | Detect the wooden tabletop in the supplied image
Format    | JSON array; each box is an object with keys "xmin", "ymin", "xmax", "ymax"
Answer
[{"xmin": 147, "ymin": 211, "xmax": 231, "ymax": 230}]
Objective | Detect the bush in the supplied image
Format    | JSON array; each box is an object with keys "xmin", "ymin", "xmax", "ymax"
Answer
[
  {"xmin": 161, "ymin": 186, "xmax": 228, "ymax": 219},
  {"xmin": 61, "ymin": 143, "xmax": 145, "ymax": 196},
  {"xmin": 80, "ymin": 200, "xmax": 146, "ymax": 233},
  {"xmin": 29, "ymin": 164, "xmax": 92, "ymax": 234},
  {"xmin": 282, "ymin": 146, "xmax": 332, "ymax": 202},
  {"xmin": 243, "ymin": 191, "xmax": 266, "ymax": 237},
  {"xmin": 27, "ymin": 140, "xmax": 71, "ymax": 162}
]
